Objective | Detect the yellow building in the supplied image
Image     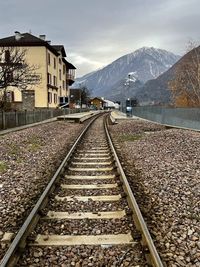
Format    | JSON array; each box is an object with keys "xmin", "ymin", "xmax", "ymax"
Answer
[
  {"xmin": 0, "ymin": 32, "xmax": 76, "ymax": 109},
  {"xmin": 90, "ymin": 97, "xmax": 105, "ymax": 109}
]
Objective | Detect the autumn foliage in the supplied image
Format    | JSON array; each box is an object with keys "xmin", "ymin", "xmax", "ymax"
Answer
[{"xmin": 169, "ymin": 46, "xmax": 200, "ymax": 107}]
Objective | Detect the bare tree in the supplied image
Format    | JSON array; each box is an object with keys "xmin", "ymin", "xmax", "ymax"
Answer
[
  {"xmin": 169, "ymin": 42, "xmax": 200, "ymax": 107},
  {"xmin": 0, "ymin": 46, "xmax": 41, "ymax": 110},
  {"xmin": 80, "ymin": 86, "xmax": 91, "ymax": 107}
]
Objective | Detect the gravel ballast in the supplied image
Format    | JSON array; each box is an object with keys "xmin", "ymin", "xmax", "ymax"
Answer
[
  {"xmin": 16, "ymin": 115, "xmax": 148, "ymax": 266},
  {"xmin": 17, "ymin": 244, "xmax": 146, "ymax": 267},
  {"xmin": 0, "ymin": 121, "xmax": 84, "ymax": 261},
  {"xmin": 109, "ymin": 119, "xmax": 200, "ymax": 267},
  {"xmin": 47, "ymin": 197, "xmax": 129, "ymax": 213}
]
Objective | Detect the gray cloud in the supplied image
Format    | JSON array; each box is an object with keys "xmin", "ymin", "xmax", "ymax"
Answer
[{"xmin": 0, "ymin": 0, "xmax": 200, "ymax": 76}]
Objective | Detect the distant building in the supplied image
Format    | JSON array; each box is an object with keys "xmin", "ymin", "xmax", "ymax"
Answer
[
  {"xmin": 69, "ymin": 88, "xmax": 82, "ymax": 108},
  {"xmin": 104, "ymin": 99, "xmax": 119, "ymax": 109},
  {"xmin": 89, "ymin": 97, "xmax": 106, "ymax": 109},
  {"xmin": 89, "ymin": 97, "xmax": 120, "ymax": 110},
  {"xmin": 0, "ymin": 32, "xmax": 76, "ymax": 110}
]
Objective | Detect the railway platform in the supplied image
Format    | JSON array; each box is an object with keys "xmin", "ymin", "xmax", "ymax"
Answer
[
  {"xmin": 110, "ymin": 110, "xmax": 139, "ymax": 123},
  {"xmin": 57, "ymin": 110, "xmax": 101, "ymax": 123}
]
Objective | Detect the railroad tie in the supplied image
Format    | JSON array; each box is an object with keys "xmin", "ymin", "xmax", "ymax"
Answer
[
  {"xmin": 71, "ymin": 162, "xmax": 112, "ymax": 165},
  {"xmin": 68, "ymin": 167, "xmax": 114, "ymax": 172},
  {"xmin": 55, "ymin": 195, "xmax": 122, "ymax": 202},
  {"xmin": 44, "ymin": 210, "xmax": 126, "ymax": 219},
  {"xmin": 77, "ymin": 149, "xmax": 110, "ymax": 153},
  {"xmin": 73, "ymin": 157, "xmax": 111, "ymax": 160},
  {"xmin": 61, "ymin": 183, "xmax": 118, "ymax": 189},
  {"xmin": 65, "ymin": 174, "xmax": 115, "ymax": 180},
  {"xmin": 32, "ymin": 233, "xmax": 134, "ymax": 246},
  {"xmin": 77, "ymin": 153, "xmax": 110, "ymax": 157}
]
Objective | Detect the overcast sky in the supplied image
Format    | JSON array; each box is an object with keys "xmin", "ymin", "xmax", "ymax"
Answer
[{"xmin": 0, "ymin": 0, "xmax": 200, "ymax": 77}]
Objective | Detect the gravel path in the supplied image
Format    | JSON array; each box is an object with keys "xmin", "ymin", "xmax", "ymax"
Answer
[
  {"xmin": 0, "ymin": 121, "xmax": 84, "ymax": 261},
  {"xmin": 109, "ymin": 119, "xmax": 200, "ymax": 267}
]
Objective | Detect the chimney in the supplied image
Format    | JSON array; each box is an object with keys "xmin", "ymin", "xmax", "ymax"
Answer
[
  {"xmin": 15, "ymin": 31, "xmax": 22, "ymax": 41},
  {"xmin": 39, "ymin": 34, "xmax": 46, "ymax": 41}
]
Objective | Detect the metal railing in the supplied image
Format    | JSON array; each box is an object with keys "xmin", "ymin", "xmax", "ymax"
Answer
[
  {"xmin": 67, "ymin": 73, "xmax": 75, "ymax": 80},
  {"xmin": 0, "ymin": 108, "xmax": 89, "ymax": 130},
  {"xmin": 132, "ymin": 106, "xmax": 200, "ymax": 130}
]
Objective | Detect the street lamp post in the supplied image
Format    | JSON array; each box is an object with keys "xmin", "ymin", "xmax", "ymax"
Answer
[{"xmin": 125, "ymin": 74, "xmax": 132, "ymax": 117}]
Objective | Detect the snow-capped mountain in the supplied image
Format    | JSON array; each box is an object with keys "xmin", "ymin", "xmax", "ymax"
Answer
[
  {"xmin": 135, "ymin": 45, "xmax": 200, "ymax": 105},
  {"xmin": 74, "ymin": 47, "xmax": 180, "ymax": 97}
]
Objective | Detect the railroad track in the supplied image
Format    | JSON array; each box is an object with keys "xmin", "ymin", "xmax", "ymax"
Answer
[{"xmin": 1, "ymin": 114, "xmax": 163, "ymax": 267}]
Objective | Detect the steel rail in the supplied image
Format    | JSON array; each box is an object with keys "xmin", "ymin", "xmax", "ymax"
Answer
[
  {"xmin": 0, "ymin": 114, "xmax": 100, "ymax": 267},
  {"xmin": 104, "ymin": 116, "xmax": 164, "ymax": 267}
]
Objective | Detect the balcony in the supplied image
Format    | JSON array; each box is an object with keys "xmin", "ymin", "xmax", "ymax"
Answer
[
  {"xmin": 47, "ymin": 83, "xmax": 58, "ymax": 90},
  {"xmin": 67, "ymin": 73, "xmax": 75, "ymax": 86}
]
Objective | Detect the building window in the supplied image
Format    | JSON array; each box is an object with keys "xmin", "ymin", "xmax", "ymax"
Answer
[
  {"xmin": 47, "ymin": 73, "xmax": 51, "ymax": 84},
  {"xmin": 5, "ymin": 50, "xmax": 10, "ymax": 62},
  {"xmin": 59, "ymin": 58, "xmax": 61, "ymax": 64},
  {"xmin": 63, "ymin": 65, "xmax": 65, "ymax": 75},
  {"xmin": 53, "ymin": 76, "xmax": 57, "ymax": 86},
  {"xmin": 54, "ymin": 58, "xmax": 56, "ymax": 69},
  {"xmin": 63, "ymin": 80, "xmax": 65, "ymax": 89},
  {"xmin": 54, "ymin": 93, "xmax": 57, "ymax": 104},
  {"xmin": 59, "ymin": 69, "xmax": 61, "ymax": 80},
  {"xmin": 7, "ymin": 91, "xmax": 14, "ymax": 102},
  {"xmin": 48, "ymin": 92, "xmax": 52, "ymax": 103},
  {"xmin": 59, "ymin": 96, "xmax": 68, "ymax": 104},
  {"xmin": 48, "ymin": 53, "xmax": 50, "ymax": 65}
]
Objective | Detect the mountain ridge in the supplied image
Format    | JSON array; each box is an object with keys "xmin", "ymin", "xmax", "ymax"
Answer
[
  {"xmin": 135, "ymin": 45, "xmax": 200, "ymax": 105},
  {"xmin": 74, "ymin": 47, "xmax": 180, "ymax": 99}
]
